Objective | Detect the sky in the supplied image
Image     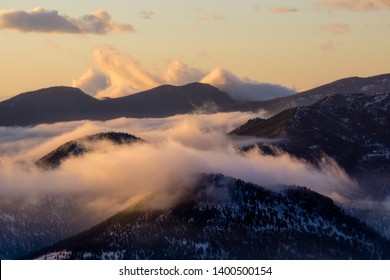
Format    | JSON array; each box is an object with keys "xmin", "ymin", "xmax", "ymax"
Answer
[{"xmin": 1, "ymin": 0, "xmax": 390, "ymax": 100}]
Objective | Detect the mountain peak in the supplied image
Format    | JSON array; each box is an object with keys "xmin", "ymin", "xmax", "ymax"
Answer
[
  {"xmin": 36, "ymin": 132, "xmax": 145, "ymax": 169},
  {"xmin": 0, "ymin": 83, "xmax": 237, "ymax": 126},
  {"xmin": 25, "ymin": 174, "xmax": 390, "ymax": 260},
  {"xmin": 6, "ymin": 86, "xmax": 94, "ymax": 102}
]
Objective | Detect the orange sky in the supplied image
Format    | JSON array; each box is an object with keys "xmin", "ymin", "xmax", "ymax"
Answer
[{"xmin": 1, "ymin": 0, "xmax": 389, "ymax": 100}]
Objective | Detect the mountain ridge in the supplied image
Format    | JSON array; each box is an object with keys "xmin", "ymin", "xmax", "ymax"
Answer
[
  {"xmin": 224, "ymin": 73, "xmax": 390, "ymax": 116},
  {"xmin": 229, "ymin": 91, "xmax": 390, "ymax": 237},
  {"xmin": 36, "ymin": 132, "xmax": 145, "ymax": 169},
  {"xmin": 0, "ymin": 83, "xmax": 236, "ymax": 126},
  {"xmin": 24, "ymin": 174, "xmax": 390, "ymax": 260},
  {"xmin": 1, "ymin": 73, "xmax": 390, "ymax": 126}
]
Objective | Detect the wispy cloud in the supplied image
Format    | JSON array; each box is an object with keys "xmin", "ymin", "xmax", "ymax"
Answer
[
  {"xmin": 322, "ymin": 23, "xmax": 350, "ymax": 34},
  {"xmin": 270, "ymin": 6, "xmax": 298, "ymax": 14},
  {"xmin": 316, "ymin": 0, "xmax": 390, "ymax": 12},
  {"xmin": 0, "ymin": 7, "xmax": 134, "ymax": 34},
  {"xmin": 88, "ymin": 46, "xmax": 159, "ymax": 98},
  {"xmin": 139, "ymin": 10, "xmax": 155, "ymax": 20}
]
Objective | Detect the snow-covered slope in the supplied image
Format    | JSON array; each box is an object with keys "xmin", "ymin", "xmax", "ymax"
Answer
[{"xmin": 28, "ymin": 174, "xmax": 390, "ymax": 260}]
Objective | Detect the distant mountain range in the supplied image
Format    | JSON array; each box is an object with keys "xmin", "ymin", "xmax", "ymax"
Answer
[
  {"xmin": 225, "ymin": 73, "xmax": 390, "ymax": 116},
  {"xmin": 26, "ymin": 174, "xmax": 390, "ymax": 260},
  {"xmin": 0, "ymin": 83, "xmax": 235, "ymax": 126},
  {"xmin": 1, "ymin": 73, "xmax": 390, "ymax": 126}
]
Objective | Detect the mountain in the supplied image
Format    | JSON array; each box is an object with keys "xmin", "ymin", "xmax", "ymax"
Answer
[
  {"xmin": 224, "ymin": 73, "xmax": 390, "ymax": 116},
  {"xmin": 101, "ymin": 82, "xmax": 236, "ymax": 119},
  {"xmin": 36, "ymin": 132, "xmax": 145, "ymax": 169},
  {"xmin": 0, "ymin": 87, "xmax": 101, "ymax": 126},
  {"xmin": 1, "ymin": 131, "xmax": 145, "ymax": 259},
  {"xmin": 0, "ymin": 195, "xmax": 91, "ymax": 259},
  {"xmin": 230, "ymin": 92, "xmax": 390, "ymax": 194},
  {"xmin": 2, "ymin": 74, "xmax": 390, "ymax": 127},
  {"xmin": 26, "ymin": 174, "xmax": 390, "ymax": 260},
  {"xmin": 0, "ymin": 83, "xmax": 236, "ymax": 127},
  {"xmin": 230, "ymin": 92, "xmax": 390, "ymax": 238}
]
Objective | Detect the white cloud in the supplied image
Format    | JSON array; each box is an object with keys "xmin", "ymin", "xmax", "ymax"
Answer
[
  {"xmin": 75, "ymin": 46, "xmax": 295, "ymax": 101},
  {"xmin": 0, "ymin": 7, "xmax": 134, "ymax": 34},
  {"xmin": 201, "ymin": 68, "xmax": 296, "ymax": 101},
  {"xmin": 159, "ymin": 60, "xmax": 206, "ymax": 85},
  {"xmin": 72, "ymin": 68, "xmax": 109, "ymax": 96},
  {"xmin": 92, "ymin": 46, "xmax": 159, "ymax": 98},
  {"xmin": 0, "ymin": 112, "xmax": 357, "ymax": 214}
]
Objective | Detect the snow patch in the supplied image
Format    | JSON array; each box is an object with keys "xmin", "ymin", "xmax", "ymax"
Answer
[{"xmin": 36, "ymin": 250, "xmax": 71, "ymax": 260}]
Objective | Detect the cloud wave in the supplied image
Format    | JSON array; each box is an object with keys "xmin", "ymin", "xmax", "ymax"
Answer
[
  {"xmin": 0, "ymin": 7, "xmax": 134, "ymax": 34},
  {"xmin": 73, "ymin": 46, "xmax": 295, "ymax": 101},
  {"xmin": 0, "ymin": 112, "xmax": 358, "ymax": 214}
]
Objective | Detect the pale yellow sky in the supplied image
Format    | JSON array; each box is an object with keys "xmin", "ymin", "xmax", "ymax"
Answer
[{"xmin": 0, "ymin": 0, "xmax": 389, "ymax": 100}]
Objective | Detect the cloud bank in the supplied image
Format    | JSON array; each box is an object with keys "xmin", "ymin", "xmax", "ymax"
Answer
[
  {"xmin": 0, "ymin": 112, "xmax": 359, "ymax": 217},
  {"xmin": 0, "ymin": 7, "xmax": 134, "ymax": 34},
  {"xmin": 73, "ymin": 46, "xmax": 295, "ymax": 101}
]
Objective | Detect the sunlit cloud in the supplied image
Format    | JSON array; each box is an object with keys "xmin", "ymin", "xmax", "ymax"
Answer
[
  {"xmin": 92, "ymin": 46, "xmax": 159, "ymax": 98},
  {"xmin": 0, "ymin": 7, "xmax": 134, "ymax": 34},
  {"xmin": 72, "ymin": 68, "xmax": 109, "ymax": 96},
  {"xmin": 0, "ymin": 112, "xmax": 358, "ymax": 214},
  {"xmin": 316, "ymin": 0, "xmax": 390, "ymax": 12},
  {"xmin": 200, "ymin": 68, "xmax": 295, "ymax": 101},
  {"xmin": 158, "ymin": 60, "xmax": 206, "ymax": 85},
  {"xmin": 270, "ymin": 6, "xmax": 299, "ymax": 13},
  {"xmin": 75, "ymin": 46, "xmax": 295, "ymax": 101}
]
